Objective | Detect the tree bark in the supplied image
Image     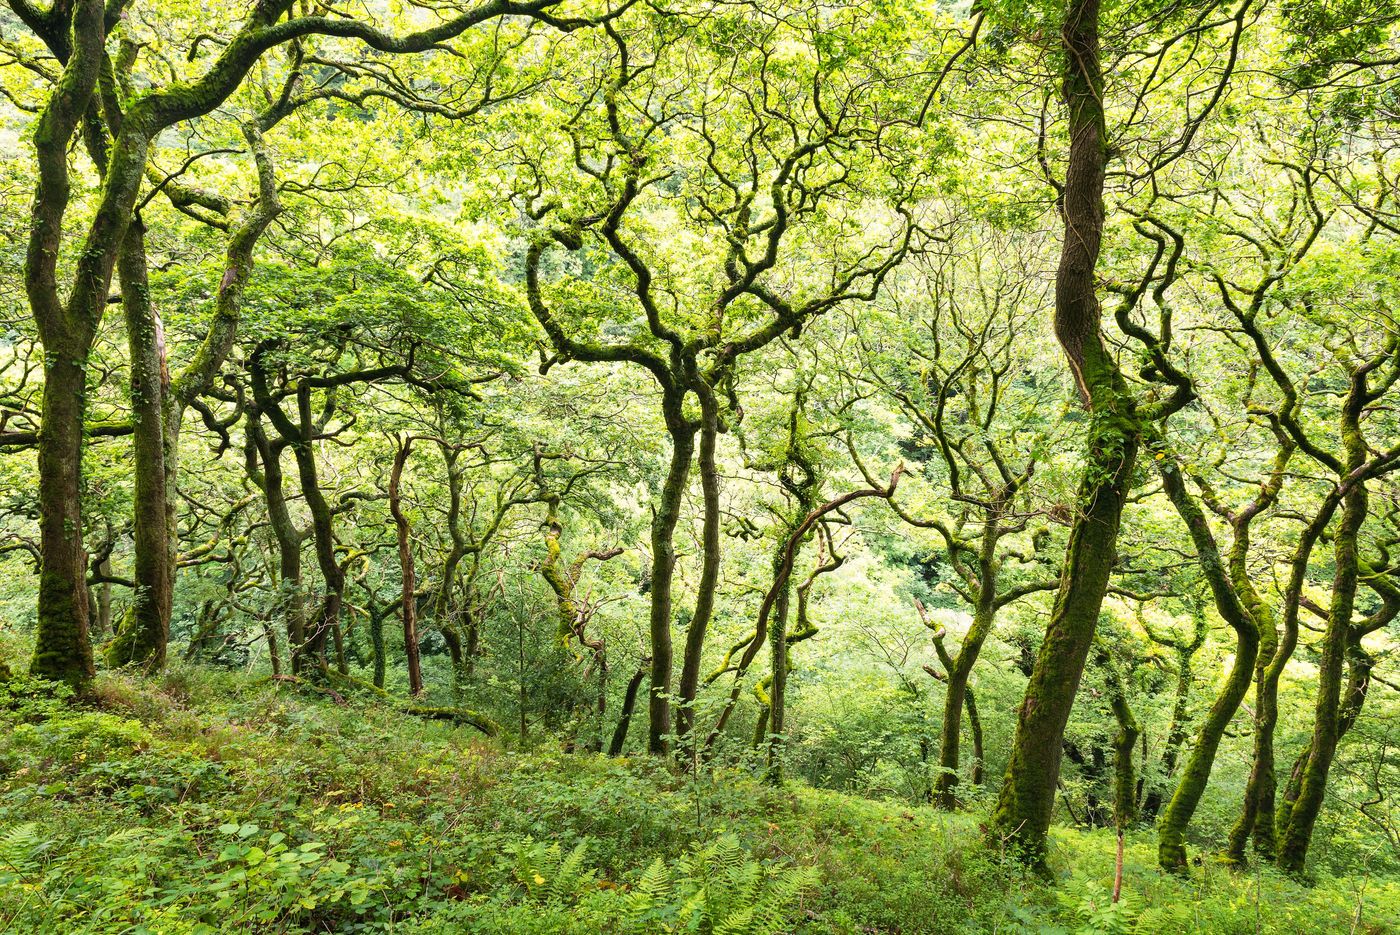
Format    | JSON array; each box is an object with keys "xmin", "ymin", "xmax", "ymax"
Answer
[
  {"xmin": 935, "ymin": 581, "xmax": 997, "ymax": 808},
  {"xmin": 1227, "ymin": 497, "xmax": 1332, "ymax": 862},
  {"xmin": 1277, "ymin": 482, "xmax": 1367, "ymax": 872},
  {"xmin": 245, "ymin": 411, "xmax": 308, "ymax": 670},
  {"xmin": 25, "ymin": 0, "xmax": 106, "ymax": 688},
  {"xmin": 990, "ymin": 0, "xmax": 1141, "ymax": 871},
  {"xmin": 647, "ymin": 393, "xmax": 696, "ymax": 754},
  {"xmin": 1156, "ymin": 453, "xmax": 1259, "ymax": 872},
  {"xmin": 389, "ymin": 436, "xmax": 424, "ymax": 695},
  {"xmin": 608, "ymin": 658, "xmax": 650, "ymax": 756},
  {"xmin": 108, "ymin": 219, "xmax": 173, "ymax": 670},
  {"xmin": 675, "ymin": 389, "xmax": 722, "ymax": 746}
]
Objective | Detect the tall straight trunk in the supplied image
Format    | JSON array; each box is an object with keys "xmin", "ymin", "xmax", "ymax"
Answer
[
  {"xmin": 676, "ymin": 391, "xmax": 722, "ymax": 746},
  {"xmin": 110, "ymin": 219, "xmax": 173, "ymax": 670},
  {"xmin": 389, "ymin": 437, "xmax": 424, "ymax": 695},
  {"xmin": 647, "ymin": 396, "xmax": 696, "ymax": 755},
  {"xmin": 1277, "ymin": 481, "xmax": 1368, "ymax": 873},
  {"xmin": 990, "ymin": 0, "xmax": 1139, "ymax": 869}
]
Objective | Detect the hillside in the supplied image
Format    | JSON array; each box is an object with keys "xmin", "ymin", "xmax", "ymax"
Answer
[{"xmin": 1, "ymin": 668, "xmax": 1393, "ymax": 934}]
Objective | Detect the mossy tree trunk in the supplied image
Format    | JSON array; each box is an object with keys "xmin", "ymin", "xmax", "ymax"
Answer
[
  {"xmin": 675, "ymin": 387, "xmax": 723, "ymax": 748},
  {"xmin": 1276, "ymin": 482, "xmax": 1367, "ymax": 872},
  {"xmin": 1227, "ymin": 493, "xmax": 1331, "ymax": 864},
  {"xmin": 24, "ymin": 0, "xmax": 108, "ymax": 689},
  {"xmin": 1154, "ymin": 447, "xmax": 1259, "ymax": 872},
  {"xmin": 934, "ymin": 561, "xmax": 997, "ymax": 809},
  {"xmin": 608, "ymin": 658, "xmax": 650, "ymax": 757},
  {"xmin": 1138, "ymin": 605, "xmax": 1206, "ymax": 823},
  {"xmin": 990, "ymin": 0, "xmax": 1140, "ymax": 868},
  {"xmin": 647, "ymin": 391, "xmax": 696, "ymax": 754},
  {"xmin": 109, "ymin": 220, "xmax": 174, "ymax": 671}
]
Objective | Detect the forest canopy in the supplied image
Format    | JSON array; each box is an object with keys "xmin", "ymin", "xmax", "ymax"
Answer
[{"xmin": 1, "ymin": 0, "xmax": 1399, "ymax": 931}]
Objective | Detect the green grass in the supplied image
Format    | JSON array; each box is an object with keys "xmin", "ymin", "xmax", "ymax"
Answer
[{"xmin": 0, "ymin": 667, "xmax": 1394, "ymax": 933}]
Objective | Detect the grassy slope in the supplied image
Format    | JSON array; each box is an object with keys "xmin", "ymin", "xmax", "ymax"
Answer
[{"xmin": 0, "ymin": 668, "xmax": 1394, "ymax": 934}]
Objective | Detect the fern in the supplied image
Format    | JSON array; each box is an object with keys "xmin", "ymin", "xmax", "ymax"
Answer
[
  {"xmin": 547, "ymin": 840, "xmax": 592, "ymax": 905},
  {"xmin": 0, "ymin": 823, "xmax": 44, "ymax": 877}
]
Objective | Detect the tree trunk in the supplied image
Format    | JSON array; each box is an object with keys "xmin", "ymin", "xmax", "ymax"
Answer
[
  {"xmin": 369, "ymin": 605, "xmax": 387, "ymax": 689},
  {"xmin": 608, "ymin": 659, "xmax": 650, "ymax": 756},
  {"xmin": 764, "ymin": 577, "xmax": 793, "ymax": 785},
  {"xmin": 1109, "ymin": 670, "xmax": 1139, "ymax": 833},
  {"xmin": 24, "ymin": 0, "xmax": 107, "ymax": 689},
  {"xmin": 109, "ymin": 220, "xmax": 173, "ymax": 671},
  {"xmin": 31, "ymin": 345, "xmax": 96, "ymax": 687},
  {"xmin": 647, "ymin": 397, "xmax": 696, "ymax": 755},
  {"xmin": 990, "ymin": 0, "xmax": 1140, "ymax": 870},
  {"xmin": 1230, "ymin": 496, "xmax": 1333, "ymax": 862},
  {"xmin": 966, "ymin": 685, "xmax": 985, "ymax": 786},
  {"xmin": 936, "ymin": 591, "xmax": 996, "ymax": 808},
  {"xmin": 94, "ymin": 556, "xmax": 113, "ymax": 639},
  {"xmin": 245, "ymin": 412, "xmax": 307, "ymax": 670},
  {"xmin": 1156, "ymin": 454, "xmax": 1259, "ymax": 872},
  {"xmin": 1141, "ymin": 643, "xmax": 1194, "ymax": 822},
  {"xmin": 1277, "ymin": 481, "xmax": 1367, "ymax": 873},
  {"xmin": 676, "ymin": 390, "xmax": 722, "ymax": 746},
  {"xmin": 390, "ymin": 437, "xmax": 424, "ymax": 695}
]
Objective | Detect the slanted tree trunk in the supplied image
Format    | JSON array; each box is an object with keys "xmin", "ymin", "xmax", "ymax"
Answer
[
  {"xmin": 1141, "ymin": 638, "xmax": 1197, "ymax": 822},
  {"xmin": 1277, "ymin": 481, "xmax": 1368, "ymax": 872},
  {"xmin": 1155, "ymin": 450, "xmax": 1259, "ymax": 872},
  {"xmin": 608, "ymin": 658, "xmax": 650, "ymax": 756},
  {"xmin": 935, "ymin": 582, "xmax": 997, "ymax": 808}
]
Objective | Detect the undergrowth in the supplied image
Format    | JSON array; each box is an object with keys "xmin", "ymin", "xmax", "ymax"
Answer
[{"xmin": 0, "ymin": 668, "xmax": 1394, "ymax": 933}]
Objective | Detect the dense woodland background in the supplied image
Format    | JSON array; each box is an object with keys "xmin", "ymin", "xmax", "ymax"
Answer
[{"xmin": 1, "ymin": 0, "xmax": 1399, "ymax": 931}]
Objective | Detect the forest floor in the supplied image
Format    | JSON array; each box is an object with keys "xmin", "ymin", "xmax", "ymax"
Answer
[{"xmin": 0, "ymin": 667, "xmax": 1394, "ymax": 934}]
